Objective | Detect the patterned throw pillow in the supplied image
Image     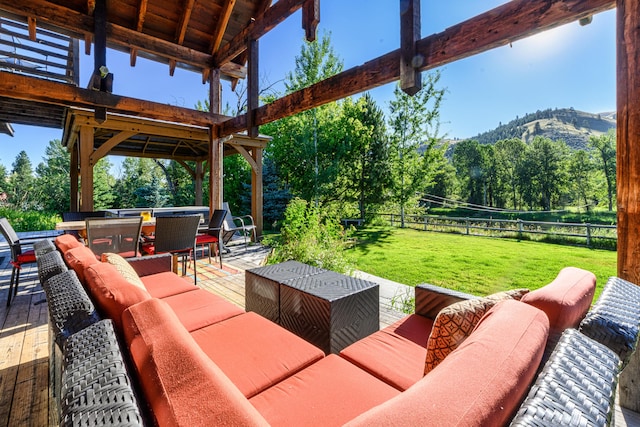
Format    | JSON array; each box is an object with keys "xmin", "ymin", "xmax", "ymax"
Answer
[
  {"xmin": 424, "ymin": 289, "xmax": 529, "ymax": 375},
  {"xmin": 101, "ymin": 252, "xmax": 146, "ymax": 289}
]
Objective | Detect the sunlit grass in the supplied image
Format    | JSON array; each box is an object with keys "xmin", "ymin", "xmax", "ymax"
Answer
[{"xmin": 348, "ymin": 226, "xmax": 617, "ymax": 298}]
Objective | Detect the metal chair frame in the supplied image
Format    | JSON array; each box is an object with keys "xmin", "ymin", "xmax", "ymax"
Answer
[{"xmin": 85, "ymin": 217, "xmax": 144, "ymax": 258}]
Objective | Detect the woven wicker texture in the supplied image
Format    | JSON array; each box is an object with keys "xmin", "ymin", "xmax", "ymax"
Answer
[
  {"xmin": 34, "ymin": 238, "xmax": 56, "ymax": 258},
  {"xmin": 579, "ymin": 276, "xmax": 640, "ymax": 366},
  {"xmin": 245, "ymin": 261, "xmax": 327, "ymax": 322},
  {"xmin": 510, "ymin": 329, "xmax": 620, "ymax": 427},
  {"xmin": 37, "ymin": 250, "xmax": 67, "ymax": 283},
  {"xmin": 42, "ymin": 270, "xmax": 100, "ymax": 347},
  {"xmin": 61, "ymin": 320, "xmax": 143, "ymax": 426},
  {"xmin": 280, "ymin": 271, "xmax": 379, "ymax": 354}
]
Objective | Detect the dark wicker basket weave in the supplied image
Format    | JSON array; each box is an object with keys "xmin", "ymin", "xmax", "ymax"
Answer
[
  {"xmin": 510, "ymin": 329, "xmax": 620, "ymax": 427},
  {"xmin": 61, "ymin": 320, "xmax": 143, "ymax": 426},
  {"xmin": 41, "ymin": 270, "xmax": 100, "ymax": 347},
  {"xmin": 579, "ymin": 276, "xmax": 640, "ymax": 366},
  {"xmin": 37, "ymin": 250, "xmax": 67, "ymax": 284},
  {"xmin": 34, "ymin": 238, "xmax": 56, "ymax": 258}
]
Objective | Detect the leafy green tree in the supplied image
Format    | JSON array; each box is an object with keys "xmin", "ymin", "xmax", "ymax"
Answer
[
  {"xmin": 262, "ymin": 156, "xmax": 292, "ymax": 229},
  {"xmin": 34, "ymin": 139, "xmax": 70, "ymax": 213},
  {"xmin": 7, "ymin": 151, "xmax": 36, "ymax": 209},
  {"xmin": 568, "ymin": 149, "xmax": 597, "ymax": 209},
  {"xmin": 388, "ymin": 72, "xmax": 444, "ymax": 226},
  {"xmin": 494, "ymin": 138, "xmax": 527, "ymax": 209},
  {"xmin": 224, "ymin": 155, "xmax": 252, "ymax": 215},
  {"xmin": 523, "ymin": 136, "xmax": 569, "ymax": 210},
  {"xmin": 589, "ymin": 129, "xmax": 616, "ymax": 211},
  {"xmin": 113, "ymin": 157, "xmax": 166, "ymax": 207},
  {"xmin": 452, "ymin": 139, "xmax": 485, "ymax": 205},
  {"xmin": 93, "ymin": 157, "xmax": 115, "ymax": 209},
  {"xmin": 335, "ymin": 93, "xmax": 391, "ymax": 220}
]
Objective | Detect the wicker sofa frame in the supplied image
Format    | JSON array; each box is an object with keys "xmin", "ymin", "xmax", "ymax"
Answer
[{"xmin": 33, "ymin": 238, "xmax": 640, "ymax": 426}]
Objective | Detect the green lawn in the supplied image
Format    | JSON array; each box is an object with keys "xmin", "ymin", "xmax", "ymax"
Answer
[{"xmin": 348, "ymin": 227, "xmax": 617, "ymax": 298}]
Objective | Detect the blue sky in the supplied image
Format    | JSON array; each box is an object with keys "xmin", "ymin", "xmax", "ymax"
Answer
[{"xmin": 0, "ymin": 0, "xmax": 616, "ymax": 171}]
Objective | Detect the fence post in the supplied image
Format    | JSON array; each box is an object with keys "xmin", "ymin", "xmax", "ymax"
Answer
[
  {"xmin": 391, "ymin": 214, "xmax": 394, "ymax": 227},
  {"xmin": 465, "ymin": 217, "xmax": 470, "ymax": 235},
  {"xmin": 424, "ymin": 216, "xmax": 428, "ymax": 231},
  {"xmin": 517, "ymin": 219, "xmax": 523, "ymax": 240},
  {"xmin": 586, "ymin": 223, "xmax": 592, "ymax": 248}
]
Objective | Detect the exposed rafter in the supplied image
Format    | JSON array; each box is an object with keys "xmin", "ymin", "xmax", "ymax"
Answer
[
  {"xmin": 220, "ymin": 0, "xmax": 615, "ymax": 135},
  {"xmin": 210, "ymin": 0, "xmax": 236, "ymax": 55},
  {"xmin": 130, "ymin": 0, "xmax": 149, "ymax": 66}
]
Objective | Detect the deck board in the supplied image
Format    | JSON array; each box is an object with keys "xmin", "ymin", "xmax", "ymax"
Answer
[{"xmin": 0, "ymin": 239, "xmax": 638, "ymax": 426}]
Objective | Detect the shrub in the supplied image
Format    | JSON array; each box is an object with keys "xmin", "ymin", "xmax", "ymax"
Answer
[
  {"xmin": 0, "ymin": 208, "xmax": 60, "ymax": 232},
  {"xmin": 265, "ymin": 198, "xmax": 353, "ymax": 273}
]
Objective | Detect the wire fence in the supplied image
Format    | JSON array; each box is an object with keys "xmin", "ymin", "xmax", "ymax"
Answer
[{"xmin": 377, "ymin": 214, "xmax": 617, "ymax": 250}]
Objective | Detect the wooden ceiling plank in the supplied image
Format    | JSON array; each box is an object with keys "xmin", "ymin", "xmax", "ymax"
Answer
[
  {"xmin": 214, "ymin": 0, "xmax": 306, "ymax": 66},
  {"xmin": 0, "ymin": 70, "xmax": 230, "ymax": 127},
  {"xmin": 220, "ymin": 0, "xmax": 615, "ymax": 136},
  {"xmin": 175, "ymin": 0, "xmax": 196, "ymax": 45},
  {"xmin": 209, "ymin": 0, "xmax": 236, "ymax": 55}
]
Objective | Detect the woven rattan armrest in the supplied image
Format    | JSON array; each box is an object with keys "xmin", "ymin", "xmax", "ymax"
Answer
[
  {"xmin": 414, "ymin": 283, "xmax": 478, "ymax": 319},
  {"xmin": 37, "ymin": 250, "xmax": 67, "ymax": 284},
  {"xmin": 126, "ymin": 253, "xmax": 173, "ymax": 277},
  {"xmin": 61, "ymin": 320, "xmax": 144, "ymax": 426},
  {"xmin": 579, "ymin": 276, "xmax": 640, "ymax": 366},
  {"xmin": 510, "ymin": 329, "xmax": 620, "ymax": 427},
  {"xmin": 34, "ymin": 238, "xmax": 57, "ymax": 258}
]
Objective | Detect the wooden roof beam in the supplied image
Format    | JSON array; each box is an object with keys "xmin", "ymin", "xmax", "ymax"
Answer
[
  {"xmin": 302, "ymin": 0, "xmax": 319, "ymax": 42},
  {"xmin": 209, "ymin": 0, "xmax": 236, "ymax": 55},
  {"xmin": 213, "ymin": 0, "xmax": 307, "ymax": 67},
  {"xmin": 220, "ymin": 0, "xmax": 615, "ymax": 135},
  {"xmin": 0, "ymin": 71, "xmax": 230, "ymax": 127},
  {"xmin": 400, "ymin": 0, "xmax": 421, "ymax": 95},
  {"xmin": 130, "ymin": 0, "xmax": 148, "ymax": 66}
]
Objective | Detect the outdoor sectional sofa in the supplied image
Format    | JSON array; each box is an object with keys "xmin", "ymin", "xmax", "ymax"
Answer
[{"xmin": 32, "ymin": 233, "xmax": 640, "ymax": 426}]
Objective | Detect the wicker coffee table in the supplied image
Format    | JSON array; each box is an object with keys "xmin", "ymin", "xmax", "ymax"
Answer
[
  {"xmin": 246, "ymin": 262, "xmax": 379, "ymax": 354},
  {"xmin": 245, "ymin": 261, "xmax": 326, "ymax": 323}
]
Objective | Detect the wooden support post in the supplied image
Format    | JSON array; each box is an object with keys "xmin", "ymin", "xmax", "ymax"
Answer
[
  {"xmin": 247, "ymin": 39, "xmax": 259, "ymax": 138},
  {"xmin": 209, "ymin": 69, "xmax": 223, "ymax": 211},
  {"xmin": 79, "ymin": 126, "xmax": 94, "ymax": 211},
  {"xmin": 302, "ymin": 0, "xmax": 320, "ymax": 42},
  {"xmin": 195, "ymin": 161, "xmax": 203, "ymax": 206},
  {"xmin": 251, "ymin": 147, "xmax": 263, "ymax": 239},
  {"xmin": 93, "ymin": 0, "xmax": 109, "ymax": 121},
  {"xmin": 70, "ymin": 143, "xmax": 79, "ymax": 212},
  {"xmin": 616, "ymin": 0, "xmax": 640, "ymax": 410},
  {"xmin": 400, "ymin": 0, "xmax": 422, "ymax": 95}
]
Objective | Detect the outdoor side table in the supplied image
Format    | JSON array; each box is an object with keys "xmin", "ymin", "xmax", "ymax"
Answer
[
  {"xmin": 245, "ymin": 261, "xmax": 325, "ymax": 323},
  {"xmin": 279, "ymin": 271, "xmax": 379, "ymax": 354}
]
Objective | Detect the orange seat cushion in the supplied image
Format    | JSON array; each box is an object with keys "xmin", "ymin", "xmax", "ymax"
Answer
[
  {"xmin": 63, "ymin": 245, "xmax": 99, "ymax": 284},
  {"xmin": 345, "ymin": 300, "xmax": 549, "ymax": 427},
  {"xmin": 122, "ymin": 299, "xmax": 268, "ymax": 427},
  {"xmin": 191, "ymin": 312, "xmax": 324, "ymax": 398},
  {"xmin": 55, "ymin": 234, "xmax": 83, "ymax": 253},
  {"xmin": 521, "ymin": 267, "xmax": 596, "ymax": 333},
  {"xmin": 84, "ymin": 262, "xmax": 152, "ymax": 331},
  {"xmin": 340, "ymin": 314, "xmax": 434, "ymax": 391},
  {"xmin": 140, "ymin": 271, "xmax": 198, "ymax": 298},
  {"xmin": 162, "ymin": 289, "xmax": 244, "ymax": 332},
  {"xmin": 250, "ymin": 354, "xmax": 400, "ymax": 427}
]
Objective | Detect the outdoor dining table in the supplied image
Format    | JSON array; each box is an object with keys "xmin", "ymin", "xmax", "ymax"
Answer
[{"xmin": 55, "ymin": 218, "xmax": 157, "ymax": 239}]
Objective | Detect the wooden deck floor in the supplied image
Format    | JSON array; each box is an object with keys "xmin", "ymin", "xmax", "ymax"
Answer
[{"xmin": 0, "ymin": 238, "xmax": 639, "ymax": 426}]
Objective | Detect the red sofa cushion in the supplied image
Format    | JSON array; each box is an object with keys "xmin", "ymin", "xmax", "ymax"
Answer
[
  {"xmin": 162, "ymin": 289, "xmax": 244, "ymax": 332},
  {"xmin": 191, "ymin": 312, "xmax": 324, "ymax": 398},
  {"xmin": 140, "ymin": 271, "xmax": 197, "ymax": 298},
  {"xmin": 55, "ymin": 234, "xmax": 83, "ymax": 253},
  {"xmin": 340, "ymin": 314, "xmax": 434, "ymax": 391},
  {"xmin": 521, "ymin": 267, "xmax": 596, "ymax": 333},
  {"xmin": 250, "ymin": 354, "xmax": 400, "ymax": 426},
  {"xmin": 345, "ymin": 300, "xmax": 549, "ymax": 427},
  {"xmin": 63, "ymin": 245, "xmax": 99, "ymax": 284},
  {"xmin": 84, "ymin": 262, "xmax": 152, "ymax": 331},
  {"xmin": 122, "ymin": 298, "xmax": 268, "ymax": 427}
]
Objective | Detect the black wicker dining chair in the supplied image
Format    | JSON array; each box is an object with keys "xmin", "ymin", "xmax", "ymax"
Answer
[
  {"xmin": 0, "ymin": 217, "xmax": 51, "ymax": 306},
  {"xmin": 85, "ymin": 217, "xmax": 144, "ymax": 259},
  {"xmin": 141, "ymin": 215, "xmax": 201, "ymax": 284}
]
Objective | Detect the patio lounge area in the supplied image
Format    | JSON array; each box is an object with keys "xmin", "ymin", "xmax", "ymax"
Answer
[{"xmin": 1, "ymin": 232, "xmax": 640, "ymax": 426}]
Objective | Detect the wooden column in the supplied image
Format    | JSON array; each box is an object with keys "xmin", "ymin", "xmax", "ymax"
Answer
[
  {"xmin": 400, "ymin": 0, "xmax": 422, "ymax": 95},
  {"xmin": 195, "ymin": 160, "xmax": 204, "ymax": 206},
  {"xmin": 79, "ymin": 125, "xmax": 94, "ymax": 211},
  {"xmin": 251, "ymin": 147, "xmax": 263, "ymax": 239},
  {"xmin": 247, "ymin": 39, "xmax": 259, "ymax": 138},
  {"xmin": 616, "ymin": 0, "xmax": 640, "ymax": 410},
  {"xmin": 209, "ymin": 69, "xmax": 223, "ymax": 210},
  {"xmin": 70, "ymin": 143, "xmax": 79, "ymax": 212}
]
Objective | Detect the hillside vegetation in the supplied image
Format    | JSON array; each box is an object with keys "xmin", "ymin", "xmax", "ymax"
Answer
[{"xmin": 471, "ymin": 107, "xmax": 616, "ymax": 149}]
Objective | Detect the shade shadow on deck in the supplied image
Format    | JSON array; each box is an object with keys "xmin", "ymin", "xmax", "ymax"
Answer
[{"xmin": 0, "ymin": 239, "xmax": 639, "ymax": 426}]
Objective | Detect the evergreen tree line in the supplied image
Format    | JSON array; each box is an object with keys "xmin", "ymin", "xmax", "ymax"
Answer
[{"xmin": 0, "ymin": 33, "xmax": 617, "ymax": 224}]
